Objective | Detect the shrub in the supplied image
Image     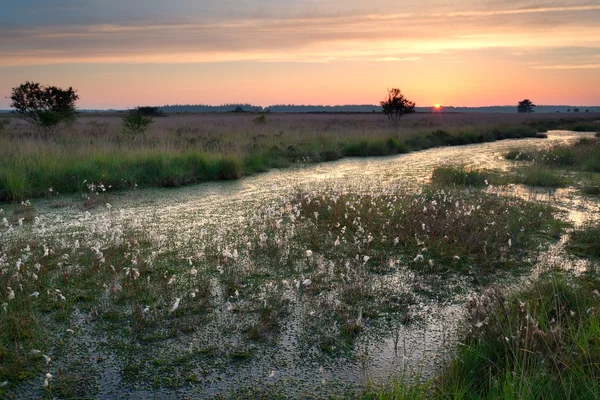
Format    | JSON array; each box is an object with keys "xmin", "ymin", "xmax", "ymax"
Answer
[
  {"xmin": 253, "ymin": 114, "xmax": 267, "ymax": 124},
  {"xmin": 122, "ymin": 111, "xmax": 153, "ymax": 138}
]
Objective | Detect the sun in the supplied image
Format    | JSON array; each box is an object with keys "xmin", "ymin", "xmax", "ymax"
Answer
[{"xmin": 434, "ymin": 104, "xmax": 441, "ymax": 109}]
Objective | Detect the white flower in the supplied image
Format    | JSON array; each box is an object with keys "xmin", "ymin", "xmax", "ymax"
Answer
[
  {"xmin": 303, "ymin": 278, "xmax": 312, "ymax": 286},
  {"xmin": 269, "ymin": 370, "xmax": 275, "ymax": 378},
  {"xmin": 66, "ymin": 329, "xmax": 74, "ymax": 334},
  {"xmin": 305, "ymin": 250, "xmax": 313, "ymax": 258},
  {"xmin": 189, "ymin": 267, "xmax": 198, "ymax": 276},
  {"xmin": 43, "ymin": 372, "xmax": 53, "ymax": 388},
  {"xmin": 30, "ymin": 349, "xmax": 41, "ymax": 355},
  {"xmin": 508, "ymin": 238, "xmax": 512, "ymax": 247},
  {"xmin": 30, "ymin": 291, "xmax": 40, "ymax": 298},
  {"xmin": 413, "ymin": 254, "xmax": 424, "ymax": 263},
  {"xmin": 169, "ymin": 298, "xmax": 181, "ymax": 314},
  {"xmin": 43, "ymin": 354, "xmax": 51, "ymax": 364},
  {"xmin": 7, "ymin": 287, "xmax": 15, "ymax": 300},
  {"xmin": 363, "ymin": 256, "xmax": 370, "ymax": 263}
]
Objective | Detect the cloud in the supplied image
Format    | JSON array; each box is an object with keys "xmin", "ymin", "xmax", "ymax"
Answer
[
  {"xmin": 1, "ymin": 3, "xmax": 599, "ymax": 66},
  {"xmin": 533, "ymin": 64, "xmax": 600, "ymax": 69}
]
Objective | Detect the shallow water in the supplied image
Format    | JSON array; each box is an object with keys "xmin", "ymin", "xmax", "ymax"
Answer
[
  {"xmin": 28, "ymin": 130, "xmax": 594, "ymax": 235},
  {"xmin": 4, "ymin": 130, "xmax": 599, "ymax": 398}
]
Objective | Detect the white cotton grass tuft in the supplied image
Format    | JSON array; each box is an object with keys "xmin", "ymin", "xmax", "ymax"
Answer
[
  {"xmin": 305, "ymin": 249, "xmax": 313, "ymax": 258},
  {"xmin": 169, "ymin": 298, "xmax": 181, "ymax": 314},
  {"xmin": 43, "ymin": 372, "xmax": 53, "ymax": 388}
]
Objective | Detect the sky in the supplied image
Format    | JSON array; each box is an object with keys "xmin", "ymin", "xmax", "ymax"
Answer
[{"xmin": 1, "ymin": 0, "xmax": 599, "ymax": 109}]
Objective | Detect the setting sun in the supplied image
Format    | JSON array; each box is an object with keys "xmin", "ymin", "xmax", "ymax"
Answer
[{"xmin": 434, "ymin": 104, "xmax": 441, "ymax": 109}]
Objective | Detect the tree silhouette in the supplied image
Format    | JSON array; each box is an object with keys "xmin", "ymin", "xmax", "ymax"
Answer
[
  {"xmin": 517, "ymin": 99, "xmax": 535, "ymax": 113},
  {"xmin": 9, "ymin": 81, "xmax": 79, "ymax": 132},
  {"xmin": 380, "ymin": 88, "xmax": 415, "ymax": 126}
]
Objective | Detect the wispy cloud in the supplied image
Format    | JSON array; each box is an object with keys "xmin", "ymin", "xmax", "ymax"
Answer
[
  {"xmin": 533, "ymin": 64, "xmax": 600, "ymax": 69},
  {"xmin": 1, "ymin": 3, "xmax": 599, "ymax": 66}
]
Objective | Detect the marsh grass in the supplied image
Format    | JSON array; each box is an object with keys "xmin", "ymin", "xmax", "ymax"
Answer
[
  {"xmin": 296, "ymin": 188, "xmax": 561, "ymax": 279},
  {"xmin": 0, "ymin": 178, "xmax": 567, "ymax": 396},
  {"xmin": 515, "ymin": 167, "xmax": 570, "ymax": 188},
  {"xmin": 567, "ymin": 222, "xmax": 600, "ymax": 260},
  {"xmin": 505, "ymin": 137, "xmax": 600, "ymax": 190},
  {"xmin": 434, "ymin": 272, "xmax": 600, "ymax": 399},
  {"xmin": 506, "ymin": 137, "xmax": 600, "ymax": 172},
  {"xmin": 1, "ymin": 112, "xmax": 580, "ymax": 202},
  {"xmin": 369, "ymin": 272, "xmax": 600, "ymax": 399},
  {"xmin": 430, "ymin": 166, "xmax": 494, "ymax": 187}
]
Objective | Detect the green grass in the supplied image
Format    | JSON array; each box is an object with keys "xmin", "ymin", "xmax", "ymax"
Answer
[
  {"xmin": 571, "ymin": 122, "xmax": 600, "ymax": 133},
  {"xmin": 515, "ymin": 167, "xmax": 570, "ymax": 188},
  {"xmin": 368, "ymin": 272, "xmax": 600, "ymax": 399},
  {"xmin": 431, "ymin": 166, "xmax": 494, "ymax": 187},
  {"xmin": 506, "ymin": 138, "xmax": 600, "ymax": 172},
  {"xmin": 567, "ymin": 222, "xmax": 600, "ymax": 260},
  {"xmin": 0, "ymin": 119, "xmax": 545, "ymax": 202}
]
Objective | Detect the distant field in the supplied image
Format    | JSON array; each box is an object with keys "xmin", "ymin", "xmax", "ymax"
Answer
[{"xmin": 1, "ymin": 112, "xmax": 599, "ymax": 201}]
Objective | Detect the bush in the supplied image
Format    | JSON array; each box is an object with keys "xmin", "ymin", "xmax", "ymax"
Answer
[
  {"xmin": 253, "ymin": 114, "xmax": 267, "ymax": 124},
  {"xmin": 122, "ymin": 111, "xmax": 153, "ymax": 138}
]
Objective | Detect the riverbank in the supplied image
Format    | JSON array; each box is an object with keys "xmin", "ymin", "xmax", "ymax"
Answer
[{"xmin": 1, "ymin": 112, "xmax": 598, "ymax": 202}]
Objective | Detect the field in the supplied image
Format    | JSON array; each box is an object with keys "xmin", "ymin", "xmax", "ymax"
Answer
[
  {"xmin": 1, "ymin": 112, "xmax": 600, "ymax": 398},
  {"xmin": 2, "ymin": 112, "xmax": 598, "ymax": 201}
]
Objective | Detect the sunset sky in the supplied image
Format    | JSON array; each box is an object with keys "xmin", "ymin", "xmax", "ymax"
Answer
[{"xmin": 1, "ymin": 0, "xmax": 599, "ymax": 109}]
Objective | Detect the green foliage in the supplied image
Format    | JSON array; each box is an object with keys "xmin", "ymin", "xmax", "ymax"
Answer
[
  {"xmin": 431, "ymin": 166, "xmax": 491, "ymax": 187},
  {"xmin": 253, "ymin": 114, "xmax": 268, "ymax": 124},
  {"xmin": 122, "ymin": 110, "xmax": 154, "ymax": 138},
  {"xmin": 506, "ymin": 138, "xmax": 600, "ymax": 173},
  {"xmin": 567, "ymin": 222, "xmax": 600, "ymax": 260},
  {"xmin": 9, "ymin": 81, "xmax": 79, "ymax": 132},
  {"xmin": 434, "ymin": 273, "xmax": 600, "ymax": 400},
  {"xmin": 380, "ymin": 88, "xmax": 415, "ymax": 126},
  {"xmin": 516, "ymin": 167, "xmax": 569, "ymax": 188}
]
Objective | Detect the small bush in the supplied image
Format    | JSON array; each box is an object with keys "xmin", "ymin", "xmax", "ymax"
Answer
[
  {"xmin": 122, "ymin": 111, "xmax": 153, "ymax": 138},
  {"xmin": 253, "ymin": 114, "xmax": 267, "ymax": 124}
]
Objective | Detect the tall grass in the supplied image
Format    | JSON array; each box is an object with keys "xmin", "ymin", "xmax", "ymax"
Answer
[
  {"xmin": 567, "ymin": 222, "xmax": 600, "ymax": 260},
  {"xmin": 368, "ymin": 273, "xmax": 600, "ymax": 399},
  {"xmin": 0, "ymin": 112, "xmax": 562, "ymax": 202},
  {"xmin": 431, "ymin": 166, "xmax": 493, "ymax": 187}
]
